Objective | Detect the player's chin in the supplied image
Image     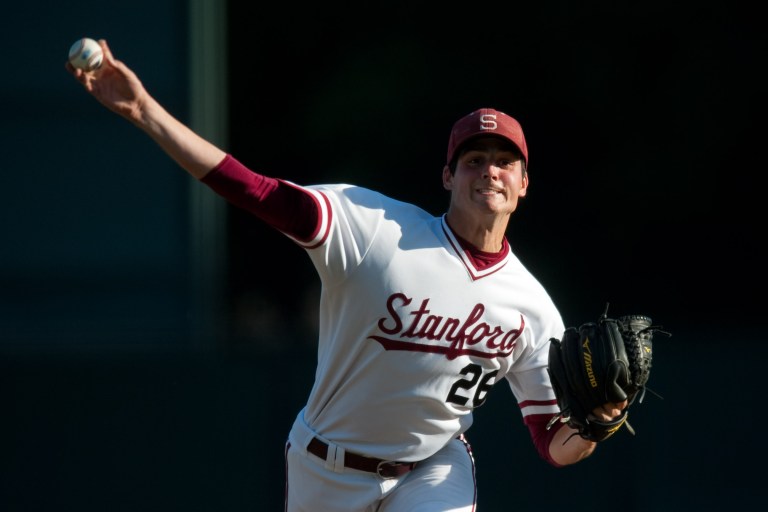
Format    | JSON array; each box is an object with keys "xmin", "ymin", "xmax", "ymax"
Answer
[{"xmin": 474, "ymin": 196, "xmax": 516, "ymax": 215}]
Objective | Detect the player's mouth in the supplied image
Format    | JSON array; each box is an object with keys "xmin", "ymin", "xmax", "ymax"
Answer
[{"xmin": 476, "ymin": 187, "xmax": 504, "ymax": 196}]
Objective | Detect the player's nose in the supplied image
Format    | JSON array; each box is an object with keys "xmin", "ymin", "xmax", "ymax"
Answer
[{"xmin": 482, "ymin": 164, "xmax": 502, "ymax": 179}]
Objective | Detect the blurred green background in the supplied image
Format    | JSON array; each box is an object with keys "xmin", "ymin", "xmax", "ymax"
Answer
[{"xmin": 2, "ymin": 1, "xmax": 765, "ymax": 510}]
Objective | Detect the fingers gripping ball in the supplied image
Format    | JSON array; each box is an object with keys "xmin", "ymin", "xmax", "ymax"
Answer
[
  {"xmin": 546, "ymin": 306, "xmax": 669, "ymax": 442},
  {"xmin": 68, "ymin": 37, "xmax": 103, "ymax": 71}
]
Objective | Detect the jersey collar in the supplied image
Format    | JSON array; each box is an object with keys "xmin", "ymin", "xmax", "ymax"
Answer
[{"xmin": 441, "ymin": 215, "xmax": 510, "ymax": 281}]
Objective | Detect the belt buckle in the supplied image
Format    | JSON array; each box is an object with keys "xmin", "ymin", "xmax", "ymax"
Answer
[{"xmin": 376, "ymin": 460, "xmax": 403, "ymax": 479}]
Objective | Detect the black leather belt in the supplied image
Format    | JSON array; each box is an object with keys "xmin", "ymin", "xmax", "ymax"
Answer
[{"xmin": 307, "ymin": 437, "xmax": 417, "ymax": 479}]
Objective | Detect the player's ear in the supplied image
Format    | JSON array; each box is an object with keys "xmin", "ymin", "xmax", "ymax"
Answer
[
  {"xmin": 442, "ymin": 165, "xmax": 453, "ymax": 190},
  {"xmin": 519, "ymin": 168, "xmax": 529, "ymax": 197}
]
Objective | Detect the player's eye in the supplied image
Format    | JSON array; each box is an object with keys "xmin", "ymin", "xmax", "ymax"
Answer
[{"xmin": 463, "ymin": 154, "xmax": 485, "ymax": 166}]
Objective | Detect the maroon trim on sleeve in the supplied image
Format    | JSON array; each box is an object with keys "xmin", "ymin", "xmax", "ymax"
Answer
[
  {"xmin": 279, "ymin": 181, "xmax": 332, "ymax": 250},
  {"xmin": 523, "ymin": 413, "xmax": 566, "ymax": 468},
  {"xmin": 201, "ymin": 154, "xmax": 320, "ymax": 242}
]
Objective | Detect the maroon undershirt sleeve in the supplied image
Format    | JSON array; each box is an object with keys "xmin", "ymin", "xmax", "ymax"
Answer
[
  {"xmin": 200, "ymin": 154, "xmax": 320, "ymax": 242},
  {"xmin": 523, "ymin": 414, "xmax": 567, "ymax": 468}
]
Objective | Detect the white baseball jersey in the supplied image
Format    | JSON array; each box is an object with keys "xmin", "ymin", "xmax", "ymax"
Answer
[{"xmin": 281, "ymin": 182, "xmax": 564, "ymax": 462}]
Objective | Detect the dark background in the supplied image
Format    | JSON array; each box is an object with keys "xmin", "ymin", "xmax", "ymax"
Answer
[{"xmin": 2, "ymin": 1, "xmax": 766, "ymax": 510}]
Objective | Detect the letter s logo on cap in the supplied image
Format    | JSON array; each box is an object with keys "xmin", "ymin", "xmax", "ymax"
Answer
[{"xmin": 480, "ymin": 114, "xmax": 498, "ymax": 131}]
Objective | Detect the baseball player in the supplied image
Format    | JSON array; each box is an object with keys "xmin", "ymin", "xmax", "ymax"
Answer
[{"xmin": 67, "ymin": 40, "xmax": 628, "ymax": 512}]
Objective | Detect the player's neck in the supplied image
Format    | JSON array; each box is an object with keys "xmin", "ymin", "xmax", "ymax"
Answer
[{"xmin": 444, "ymin": 212, "xmax": 508, "ymax": 253}]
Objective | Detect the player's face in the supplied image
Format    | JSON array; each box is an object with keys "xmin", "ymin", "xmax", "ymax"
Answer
[{"xmin": 443, "ymin": 137, "xmax": 528, "ymax": 220}]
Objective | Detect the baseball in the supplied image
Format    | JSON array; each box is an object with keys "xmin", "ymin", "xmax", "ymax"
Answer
[{"xmin": 68, "ymin": 37, "xmax": 103, "ymax": 71}]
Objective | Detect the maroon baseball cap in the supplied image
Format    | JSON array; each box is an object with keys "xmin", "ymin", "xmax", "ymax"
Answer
[{"xmin": 446, "ymin": 108, "xmax": 528, "ymax": 166}]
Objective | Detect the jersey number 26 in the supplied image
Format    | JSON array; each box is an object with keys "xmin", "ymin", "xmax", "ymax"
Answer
[{"xmin": 446, "ymin": 363, "xmax": 499, "ymax": 408}]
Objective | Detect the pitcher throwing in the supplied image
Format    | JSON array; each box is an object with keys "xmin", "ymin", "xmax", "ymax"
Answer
[{"xmin": 67, "ymin": 39, "xmax": 631, "ymax": 512}]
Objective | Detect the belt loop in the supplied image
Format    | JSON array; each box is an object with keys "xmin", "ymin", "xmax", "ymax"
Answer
[
  {"xmin": 324, "ymin": 441, "xmax": 346, "ymax": 473},
  {"xmin": 324, "ymin": 441, "xmax": 335, "ymax": 471},
  {"xmin": 333, "ymin": 445, "xmax": 345, "ymax": 473}
]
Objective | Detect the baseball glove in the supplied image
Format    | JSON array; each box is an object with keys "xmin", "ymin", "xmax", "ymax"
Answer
[{"xmin": 546, "ymin": 304, "xmax": 669, "ymax": 442}]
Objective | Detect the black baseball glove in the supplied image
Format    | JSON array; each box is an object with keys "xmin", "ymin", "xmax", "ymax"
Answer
[{"xmin": 546, "ymin": 304, "xmax": 669, "ymax": 442}]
